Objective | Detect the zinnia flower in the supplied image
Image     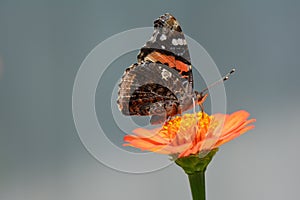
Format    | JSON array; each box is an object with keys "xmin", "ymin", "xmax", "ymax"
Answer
[{"xmin": 124, "ymin": 110, "xmax": 255, "ymax": 158}]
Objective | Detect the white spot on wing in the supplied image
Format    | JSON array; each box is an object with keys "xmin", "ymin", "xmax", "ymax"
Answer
[
  {"xmin": 161, "ymin": 45, "xmax": 165, "ymax": 49},
  {"xmin": 161, "ymin": 69, "xmax": 172, "ymax": 81},
  {"xmin": 172, "ymin": 38, "xmax": 178, "ymax": 46},
  {"xmin": 177, "ymin": 38, "xmax": 183, "ymax": 45},
  {"xmin": 160, "ymin": 34, "xmax": 167, "ymax": 41}
]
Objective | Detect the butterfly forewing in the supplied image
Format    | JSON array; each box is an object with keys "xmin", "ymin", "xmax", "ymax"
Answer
[{"xmin": 138, "ymin": 13, "xmax": 193, "ymax": 82}]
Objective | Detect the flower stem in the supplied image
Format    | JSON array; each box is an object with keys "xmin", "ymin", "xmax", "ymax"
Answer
[
  {"xmin": 188, "ymin": 171, "xmax": 206, "ymax": 200},
  {"xmin": 175, "ymin": 149, "xmax": 218, "ymax": 200}
]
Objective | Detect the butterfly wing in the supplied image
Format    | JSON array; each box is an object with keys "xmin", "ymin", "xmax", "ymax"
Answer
[
  {"xmin": 137, "ymin": 13, "xmax": 193, "ymax": 87},
  {"xmin": 117, "ymin": 62, "xmax": 188, "ymax": 119},
  {"xmin": 118, "ymin": 13, "xmax": 196, "ymax": 124}
]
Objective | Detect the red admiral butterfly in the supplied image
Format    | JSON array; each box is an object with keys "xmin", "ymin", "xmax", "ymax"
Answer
[{"xmin": 117, "ymin": 13, "xmax": 211, "ymax": 124}]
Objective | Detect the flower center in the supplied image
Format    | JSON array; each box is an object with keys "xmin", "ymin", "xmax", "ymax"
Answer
[{"xmin": 159, "ymin": 112, "xmax": 212, "ymax": 142}]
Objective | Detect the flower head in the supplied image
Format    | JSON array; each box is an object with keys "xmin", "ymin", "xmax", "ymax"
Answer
[{"xmin": 123, "ymin": 110, "xmax": 255, "ymax": 158}]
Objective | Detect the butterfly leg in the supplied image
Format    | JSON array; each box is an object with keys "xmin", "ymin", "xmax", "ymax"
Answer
[
  {"xmin": 195, "ymin": 92, "xmax": 208, "ymax": 119},
  {"xmin": 199, "ymin": 103, "xmax": 206, "ymax": 119}
]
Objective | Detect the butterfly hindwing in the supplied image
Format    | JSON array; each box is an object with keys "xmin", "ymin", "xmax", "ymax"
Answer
[{"xmin": 117, "ymin": 62, "xmax": 188, "ymax": 117}]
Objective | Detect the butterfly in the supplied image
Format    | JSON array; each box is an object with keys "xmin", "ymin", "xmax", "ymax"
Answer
[{"xmin": 117, "ymin": 13, "xmax": 209, "ymax": 124}]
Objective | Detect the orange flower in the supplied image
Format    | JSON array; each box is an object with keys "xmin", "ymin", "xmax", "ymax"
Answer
[{"xmin": 124, "ymin": 110, "xmax": 255, "ymax": 158}]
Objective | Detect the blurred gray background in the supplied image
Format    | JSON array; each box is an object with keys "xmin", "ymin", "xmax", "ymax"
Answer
[{"xmin": 1, "ymin": 0, "xmax": 300, "ymax": 199}]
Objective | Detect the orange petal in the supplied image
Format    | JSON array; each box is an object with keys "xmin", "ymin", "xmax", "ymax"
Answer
[
  {"xmin": 124, "ymin": 135, "xmax": 167, "ymax": 152},
  {"xmin": 132, "ymin": 128, "xmax": 170, "ymax": 144},
  {"xmin": 179, "ymin": 141, "xmax": 203, "ymax": 158},
  {"xmin": 132, "ymin": 127, "xmax": 161, "ymax": 137},
  {"xmin": 216, "ymin": 111, "xmax": 250, "ymax": 137},
  {"xmin": 214, "ymin": 124, "xmax": 255, "ymax": 148}
]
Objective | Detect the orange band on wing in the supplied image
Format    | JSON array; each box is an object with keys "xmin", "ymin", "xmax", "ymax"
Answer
[{"xmin": 145, "ymin": 52, "xmax": 189, "ymax": 73}]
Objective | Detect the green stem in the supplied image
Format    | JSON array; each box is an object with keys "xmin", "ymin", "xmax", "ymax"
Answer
[
  {"xmin": 188, "ymin": 171, "xmax": 206, "ymax": 200},
  {"xmin": 175, "ymin": 149, "xmax": 218, "ymax": 200}
]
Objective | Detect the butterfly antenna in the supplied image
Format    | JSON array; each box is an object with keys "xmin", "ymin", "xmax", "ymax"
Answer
[{"xmin": 200, "ymin": 68, "xmax": 235, "ymax": 94}]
